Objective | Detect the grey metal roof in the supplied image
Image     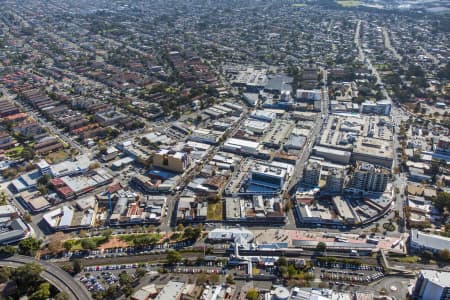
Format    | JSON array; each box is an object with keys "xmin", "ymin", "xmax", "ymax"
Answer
[
  {"xmin": 420, "ymin": 270, "xmax": 450, "ymax": 287},
  {"xmin": 0, "ymin": 229, "xmax": 25, "ymax": 244},
  {"xmin": 292, "ymin": 240, "xmax": 376, "ymax": 250},
  {"xmin": 265, "ymin": 75, "xmax": 293, "ymax": 92},
  {"xmin": 410, "ymin": 229, "xmax": 450, "ymax": 251}
]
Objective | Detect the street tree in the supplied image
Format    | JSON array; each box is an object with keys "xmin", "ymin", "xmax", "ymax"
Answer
[
  {"xmin": 18, "ymin": 237, "xmax": 41, "ymax": 256},
  {"xmin": 246, "ymin": 289, "xmax": 259, "ymax": 300},
  {"xmin": 29, "ymin": 282, "xmax": 51, "ymax": 300},
  {"xmin": 316, "ymin": 242, "xmax": 327, "ymax": 252},
  {"xmin": 166, "ymin": 250, "xmax": 182, "ymax": 265}
]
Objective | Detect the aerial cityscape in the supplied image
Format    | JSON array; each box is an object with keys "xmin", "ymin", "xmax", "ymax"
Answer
[{"xmin": 0, "ymin": 0, "xmax": 449, "ymax": 299}]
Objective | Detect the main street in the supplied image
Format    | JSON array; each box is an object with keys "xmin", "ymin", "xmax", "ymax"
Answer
[
  {"xmin": 355, "ymin": 20, "xmax": 410, "ymax": 236},
  {"xmin": 287, "ymin": 68, "xmax": 328, "ymax": 196},
  {"xmin": 159, "ymin": 100, "xmax": 250, "ymax": 231},
  {"xmin": 382, "ymin": 27, "xmax": 402, "ymax": 61},
  {"xmin": 283, "ymin": 69, "xmax": 329, "ymax": 230}
]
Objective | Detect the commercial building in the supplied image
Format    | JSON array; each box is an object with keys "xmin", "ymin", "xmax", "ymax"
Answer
[
  {"xmin": 265, "ymin": 286, "xmax": 290, "ymax": 300},
  {"xmin": 225, "ymin": 160, "xmax": 293, "ymax": 196},
  {"xmin": 250, "ymin": 162, "xmax": 287, "ymax": 191},
  {"xmin": 131, "ymin": 171, "xmax": 180, "ymax": 194},
  {"xmin": 101, "ymin": 147, "xmax": 120, "ymax": 162},
  {"xmin": 284, "ymin": 134, "xmax": 306, "ymax": 151},
  {"xmin": 17, "ymin": 191, "xmax": 50, "ymax": 213},
  {"xmin": 410, "ymin": 229, "xmax": 450, "ymax": 254},
  {"xmin": 360, "ymin": 100, "xmax": 391, "ymax": 115},
  {"xmin": 188, "ymin": 129, "xmax": 224, "ymax": 145},
  {"xmin": 313, "ymin": 146, "xmax": 351, "ymax": 164},
  {"xmin": 131, "ymin": 284, "xmax": 158, "ymax": 300},
  {"xmin": 119, "ymin": 141, "xmax": 152, "ymax": 165},
  {"xmin": 352, "ymin": 137, "xmax": 394, "ymax": 169},
  {"xmin": 289, "ymin": 288, "xmax": 343, "ymax": 300},
  {"xmin": 225, "ymin": 196, "xmax": 286, "ymax": 224},
  {"xmin": 263, "ymin": 120, "xmax": 294, "ymax": 148},
  {"xmin": 35, "ymin": 160, "xmax": 50, "ymax": 176},
  {"xmin": 154, "ymin": 281, "xmax": 185, "ymax": 300},
  {"xmin": 350, "ymin": 162, "xmax": 389, "ymax": 193},
  {"xmin": 332, "ymin": 196, "xmax": 357, "ymax": 224},
  {"xmin": 295, "ymin": 89, "xmax": 322, "ymax": 101},
  {"xmin": 51, "ymin": 169, "xmax": 113, "ymax": 200},
  {"xmin": 207, "ymin": 227, "xmax": 253, "ymax": 244},
  {"xmin": 111, "ymin": 156, "xmax": 135, "ymax": 170},
  {"xmin": 413, "ymin": 270, "xmax": 450, "ymax": 300},
  {"xmin": 43, "ymin": 205, "xmax": 96, "ymax": 231},
  {"xmin": 250, "ymin": 110, "xmax": 276, "ymax": 122},
  {"xmin": 242, "ymin": 92, "xmax": 260, "ymax": 107},
  {"xmin": 95, "ymin": 110, "xmax": 126, "ymax": 126},
  {"xmin": 152, "ymin": 149, "xmax": 191, "ymax": 173},
  {"xmin": 49, "ymin": 155, "xmax": 91, "ymax": 178},
  {"xmin": 362, "ymin": 116, "xmax": 393, "ymax": 141},
  {"xmin": 264, "ymin": 74, "xmax": 293, "ymax": 94},
  {"xmin": 291, "ymin": 111, "xmax": 317, "ymax": 122},
  {"xmin": 223, "ymin": 102, "xmax": 244, "ymax": 114},
  {"xmin": 0, "ymin": 205, "xmax": 18, "ymax": 218},
  {"xmin": 436, "ymin": 137, "xmax": 450, "ymax": 154},
  {"xmin": 319, "ymin": 115, "xmax": 362, "ymax": 151},
  {"xmin": 109, "ymin": 195, "xmax": 166, "ymax": 225},
  {"xmin": 228, "ymin": 66, "xmax": 268, "ymax": 92},
  {"xmin": 243, "ymin": 119, "xmax": 270, "ymax": 134},
  {"xmin": 0, "ymin": 217, "xmax": 29, "ymax": 244},
  {"xmin": 176, "ymin": 196, "xmax": 207, "ymax": 223},
  {"xmin": 408, "ymin": 167, "xmax": 432, "ymax": 183},
  {"xmin": 223, "ymin": 138, "xmax": 262, "ymax": 157},
  {"xmin": 295, "ymin": 202, "xmax": 342, "ymax": 226},
  {"xmin": 303, "ymin": 162, "xmax": 322, "ymax": 187},
  {"xmin": 9, "ymin": 169, "xmax": 42, "ymax": 193}
]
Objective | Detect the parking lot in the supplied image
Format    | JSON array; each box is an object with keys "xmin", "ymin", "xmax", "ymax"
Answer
[
  {"xmin": 80, "ymin": 272, "xmax": 119, "ymax": 292},
  {"xmin": 84, "ymin": 263, "xmax": 143, "ymax": 272},
  {"xmin": 316, "ymin": 261, "xmax": 385, "ymax": 285},
  {"xmin": 320, "ymin": 270, "xmax": 384, "ymax": 284}
]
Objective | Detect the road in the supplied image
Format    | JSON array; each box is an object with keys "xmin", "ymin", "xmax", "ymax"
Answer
[
  {"xmin": 382, "ymin": 27, "xmax": 402, "ymax": 61},
  {"xmin": 390, "ymin": 105, "xmax": 410, "ymax": 234},
  {"xmin": 419, "ymin": 46, "xmax": 439, "ymax": 65},
  {"xmin": 287, "ymin": 69, "xmax": 329, "ymax": 194},
  {"xmin": 0, "ymin": 255, "xmax": 92, "ymax": 300},
  {"xmin": 355, "ymin": 21, "xmax": 391, "ymax": 103},
  {"xmin": 283, "ymin": 69, "xmax": 329, "ymax": 229},
  {"xmin": 287, "ymin": 69, "xmax": 328, "ymax": 196},
  {"xmin": 355, "ymin": 20, "xmax": 410, "ymax": 235}
]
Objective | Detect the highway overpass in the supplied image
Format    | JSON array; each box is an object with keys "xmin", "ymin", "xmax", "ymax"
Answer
[{"xmin": 0, "ymin": 255, "xmax": 91, "ymax": 300}]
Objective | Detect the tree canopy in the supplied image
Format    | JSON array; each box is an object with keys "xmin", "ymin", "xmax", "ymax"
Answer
[
  {"xmin": 316, "ymin": 241, "xmax": 327, "ymax": 252},
  {"xmin": 18, "ymin": 237, "xmax": 41, "ymax": 256},
  {"xmin": 246, "ymin": 289, "xmax": 259, "ymax": 300},
  {"xmin": 12, "ymin": 263, "xmax": 44, "ymax": 295},
  {"xmin": 434, "ymin": 192, "xmax": 450, "ymax": 214},
  {"xmin": 29, "ymin": 282, "xmax": 51, "ymax": 300},
  {"xmin": 166, "ymin": 250, "xmax": 182, "ymax": 265}
]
